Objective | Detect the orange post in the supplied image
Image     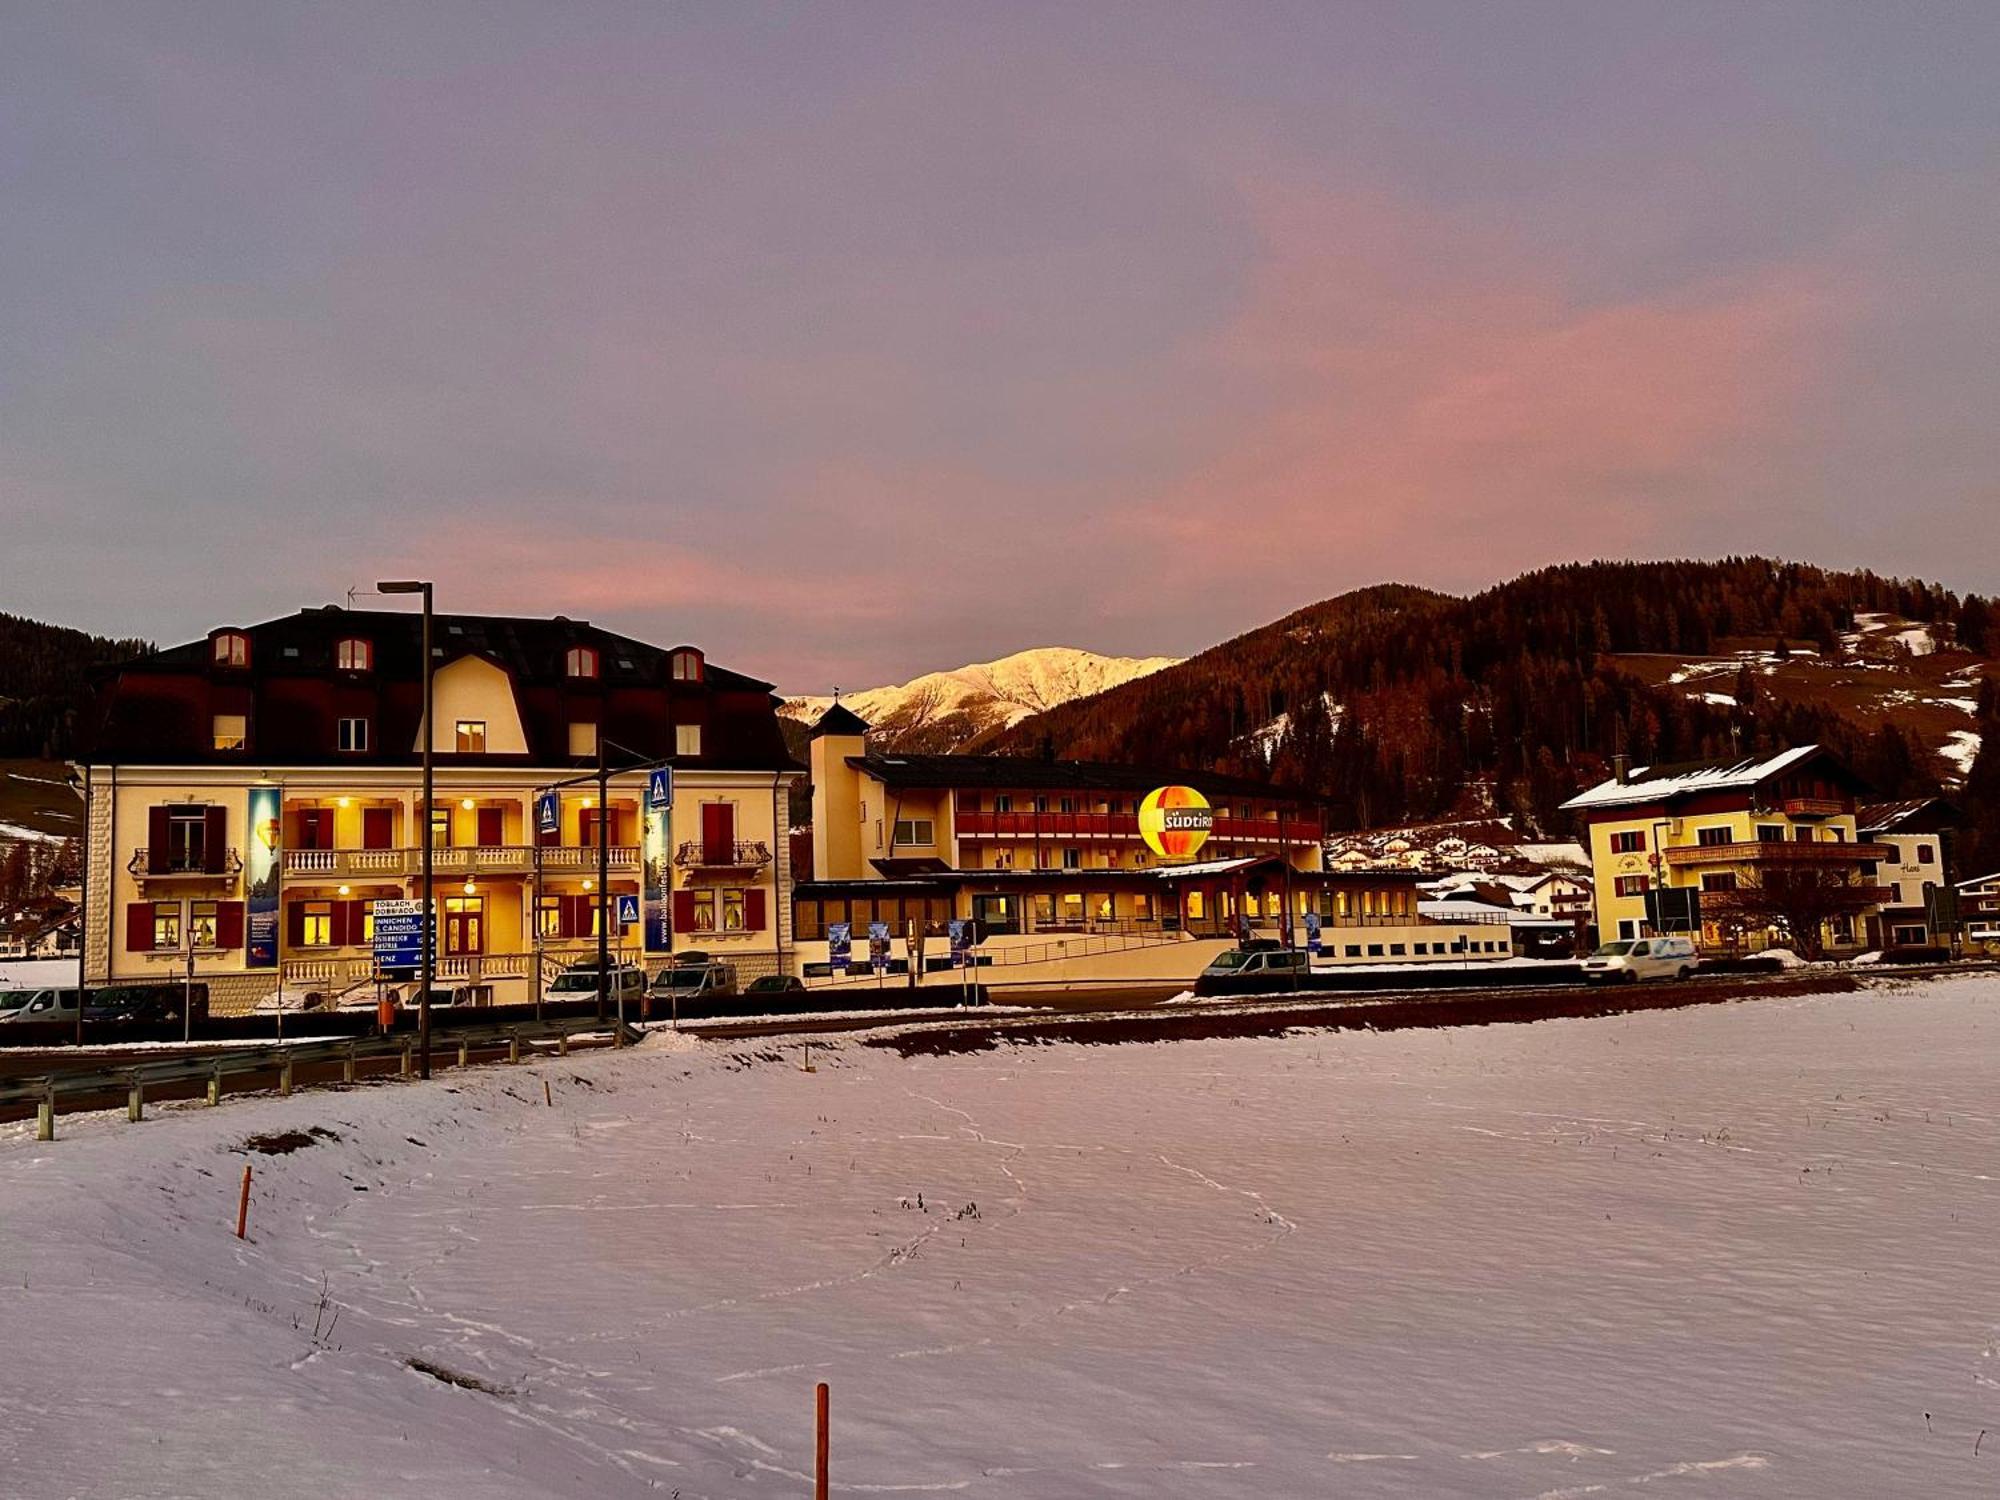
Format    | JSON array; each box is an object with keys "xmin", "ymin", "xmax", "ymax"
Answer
[
  {"xmin": 815, "ymin": 1381, "xmax": 829, "ymax": 1500},
  {"xmin": 235, "ymin": 1163, "xmax": 253, "ymax": 1239}
]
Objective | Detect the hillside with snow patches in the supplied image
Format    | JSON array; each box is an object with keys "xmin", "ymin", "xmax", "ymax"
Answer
[
  {"xmin": 783, "ymin": 647, "xmax": 1179, "ymax": 752},
  {"xmin": 1610, "ymin": 610, "xmax": 1988, "ymax": 787}
]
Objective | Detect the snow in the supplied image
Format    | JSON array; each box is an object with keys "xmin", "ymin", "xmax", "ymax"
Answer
[
  {"xmin": 1941, "ymin": 729, "xmax": 1982, "ymax": 778},
  {"xmin": 0, "ymin": 819, "xmax": 67, "ymax": 844},
  {"xmin": 1562, "ymin": 745, "xmax": 1821, "ymax": 812},
  {"xmin": 784, "ymin": 648, "xmax": 1180, "ymax": 735},
  {"xmin": 0, "ymin": 956, "xmax": 75, "ymax": 990},
  {"xmin": 8, "ymin": 976, "xmax": 2000, "ymax": 1496}
]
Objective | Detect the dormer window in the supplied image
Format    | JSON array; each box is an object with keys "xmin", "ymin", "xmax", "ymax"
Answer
[
  {"xmin": 212, "ymin": 632, "xmax": 249, "ymax": 668},
  {"xmin": 566, "ymin": 646, "xmax": 599, "ymax": 680},
  {"xmin": 670, "ymin": 648, "xmax": 703, "ymax": 682},
  {"xmin": 335, "ymin": 637, "xmax": 372, "ymax": 672}
]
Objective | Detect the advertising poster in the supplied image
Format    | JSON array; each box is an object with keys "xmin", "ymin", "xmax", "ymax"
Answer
[
  {"xmin": 828, "ymin": 922, "xmax": 852, "ymax": 973},
  {"xmin": 245, "ymin": 784, "xmax": 281, "ymax": 968},
  {"xmin": 642, "ymin": 807, "xmax": 671, "ymax": 952},
  {"xmin": 868, "ymin": 921, "xmax": 890, "ymax": 974},
  {"xmin": 1304, "ymin": 910, "xmax": 1323, "ymax": 955},
  {"xmin": 948, "ymin": 918, "xmax": 969, "ymax": 968}
]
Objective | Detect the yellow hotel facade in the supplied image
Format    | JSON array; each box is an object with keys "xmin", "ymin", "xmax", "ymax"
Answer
[{"xmin": 77, "ymin": 607, "xmax": 803, "ymax": 1012}]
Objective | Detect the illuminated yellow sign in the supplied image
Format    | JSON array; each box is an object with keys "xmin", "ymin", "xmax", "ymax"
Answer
[{"xmin": 1138, "ymin": 786, "xmax": 1213, "ymax": 860}]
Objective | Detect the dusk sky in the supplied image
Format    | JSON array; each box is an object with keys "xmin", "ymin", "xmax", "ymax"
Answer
[{"xmin": 5, "ymin": 3, "xmax": 1998, "ymax": 691}]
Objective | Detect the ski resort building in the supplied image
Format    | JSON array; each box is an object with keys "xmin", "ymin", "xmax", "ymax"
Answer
[
  {"xmin": 75, "ymin": 608, "xmax": 803, "ymax": 1012},
  {"xmin": 1562, "ymin": 746, "xmax": 1890, "ymax": 953},
  {"xmin": 798, "ymin": 706, "xmax": 1518, "ymax": 991}
]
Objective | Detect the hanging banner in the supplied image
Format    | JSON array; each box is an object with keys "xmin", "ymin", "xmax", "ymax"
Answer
[
  {"xmin": 948, "ymin": 919, "xmax": 969, "ymax": 968},
  {"xmin": 1304, "ymin": 910, "xmax": 1323, "ymax": 955},
  {"xmin": 868, "ymin": 921, "xmax": 891, "ymax": 974},
  {"xmin": 642, "ymin": 807, "xmax": 671, "ymax": 952},
  {"xmin": 828, "ymin": 922, "xmax": 852, "ymax": 973},
  {"xmin": 245, "ymin": 784, "xmax": 281, "ymax": 968}
]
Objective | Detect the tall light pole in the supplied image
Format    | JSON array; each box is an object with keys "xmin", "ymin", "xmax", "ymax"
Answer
[{"xmin": 378, "ymin": 580, "xmax": 435, "ymax": 1079}]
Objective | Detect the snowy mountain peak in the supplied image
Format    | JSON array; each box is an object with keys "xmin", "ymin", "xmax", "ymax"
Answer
[{"xmin": 784, "ymin": 647, "xmax": 1179, "ymax": 752}]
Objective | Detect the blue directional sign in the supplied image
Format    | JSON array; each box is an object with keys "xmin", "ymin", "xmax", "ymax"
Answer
[
  {"xmin": 372, "ymin": 899, "xmax": 428, "ymax": 974},
  {"xmin": 535, "ymin": 792, "xmax": 560, "ymax": 838},
  {"xmin": 615, "ymin": 893, "xmax": 640, "ymax": 926},
  {"xmin": 647, "ymin": 768, "xmax": 674, "ymax": 811}
]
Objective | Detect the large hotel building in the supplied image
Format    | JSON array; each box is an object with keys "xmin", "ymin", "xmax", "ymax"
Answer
[{"xmin": 77, "ymin": 607, "xmax": 801, "ymax": 1011}]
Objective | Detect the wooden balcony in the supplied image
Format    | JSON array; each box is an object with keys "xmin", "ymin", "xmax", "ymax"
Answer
[
  {"xmin": 1778, "ymin": 797, "xmax": 1850, "ymax": 819},
  {"xmin": 1662, "ymin": 840, "xmax": 1893, "ymax": 870}
]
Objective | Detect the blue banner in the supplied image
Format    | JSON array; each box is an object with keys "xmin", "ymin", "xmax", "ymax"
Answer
[
  {"xmin": 828, "ymin": 922, "xmax": 852, "ymax": 973},
  {"xmin": 245, "ymin": 784, "xmax": 281, "ymax": 968},
  {"xmin": 642, "ymin": 808, "xmax": 671, "ymax": 952},
  {"xmin": 868, "ymin": 921, "xmax": 891, "ymax": 974},
  {"xmin": 948, "ymin": 918, "xmax": 969, "ymax": 968},
  {"xmin": 1304, "ymin": 911, "xmax": 1322, "ymax": 955}
]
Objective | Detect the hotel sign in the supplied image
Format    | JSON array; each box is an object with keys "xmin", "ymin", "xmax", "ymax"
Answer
[{"xmin": 1138, "ymin": 786, "xmax": 1213, "ymax": 861}]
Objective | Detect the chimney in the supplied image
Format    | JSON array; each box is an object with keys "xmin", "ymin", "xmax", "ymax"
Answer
[{"xmin": 1613, "ymin": 753, "xmax": 1630, "ymax": 785}]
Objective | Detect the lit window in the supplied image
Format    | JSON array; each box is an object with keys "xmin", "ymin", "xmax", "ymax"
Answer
[
  {"xmin": 212, "ymin": 632, "xmax": 249, "ymax": 667},
  {"xmin": 722, "ymin": 889, "xmax": 747, "ymax": 931},
  {"xmin": 430, "ymin": 807, "xmax": 452, "ymax": 847},
  {"xmin": 690, "ymin": 890, "xmax": 717, "ymax": 931},
  {"xmin": 536, "ymin": 896, "xmax": 562, "ymax": 938},
  {"xmin": 335, "ymin": 638, "xmax": 372, "ymax": 671},
  {"xmin": 566, "ymin": 646, "xmax": 599, "ymax": 679},
  {"xmin": 675, "ymin": 723, "xmax": 701, "ymax": 757},
  {"xmin": 212, "ymin": 715, "xmax": 247, "ymax": 751},
  {"xmin": 568, "ymin": 721, "xmax": 598, "ymax": 757},
  {"xmin": 152, "ymin": 903, "xmax": 182, "ymax": 951},
  {"xmin": 455, "ymin": 720, "xmax": 486, "ymax": 753},
  {"xmin": 300, "ymin": 902, "xmax": 333, "ymax": 947},
  {"xmin": 671, "ymin": 649, "xmax": 703, "ymax": 682},
  {"xmin": 337, "ymin": 717, "xmax": 369, "ymax": 752},
  {"xmin": 188, "ymin": 902, "xmax": 219, "ymax": 949}
]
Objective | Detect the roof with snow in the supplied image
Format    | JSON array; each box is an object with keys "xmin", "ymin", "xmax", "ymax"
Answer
[
  {"xmin": 1560, "ymin": 746, "xmax": 1849, "ymax": 814},
  {"xmin": 1858, "ymin": 798, "xmax": 1959, "ymax": 835}
]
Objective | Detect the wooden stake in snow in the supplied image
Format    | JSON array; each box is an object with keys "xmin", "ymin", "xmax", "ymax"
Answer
[
  {"xmin": 815, "ymin": 1381, "xmax": 830, "ymax": 1500},
  {"xmin": 235, "ymin": 1164, "xmax": 253, "ymax": 1239},
  {"xmin": 543, "ymin": 1079, "xmax": 553, "ymax": 1108}
]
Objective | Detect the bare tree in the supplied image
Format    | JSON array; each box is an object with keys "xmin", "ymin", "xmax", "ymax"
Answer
[{"xmin": 1723, "ymin": 865, "xmax": 1879, "ymax": 961}]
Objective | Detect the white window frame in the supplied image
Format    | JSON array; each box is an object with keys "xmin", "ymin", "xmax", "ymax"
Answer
[
  {"xmin": 337, "ymin": 717, "xmax": 369, "ymax": 753},
  {"xmin": 455, "ymin": 720, "xmax": 487, "ymax": 754},
  {"xmin": 335, "ymin": 637, "xmax": 372, "ymax": 671},
  {"xmin": 675, "ymin": 723, "xmax": 702, "ymax": 757}
]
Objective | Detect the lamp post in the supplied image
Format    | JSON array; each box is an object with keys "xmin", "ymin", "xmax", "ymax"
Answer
[{"xmin": 377, "ymin": 579, "xmax": 435, "ymax": 1079}]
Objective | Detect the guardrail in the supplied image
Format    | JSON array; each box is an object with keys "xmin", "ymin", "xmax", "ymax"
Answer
[{"xmin": 3, "ymin": 1013, "xmax": 642, "ymax": 1142}]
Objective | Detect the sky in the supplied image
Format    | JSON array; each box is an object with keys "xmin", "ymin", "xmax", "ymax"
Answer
[{"xmin": 3, "ymin": 3, "xmax": 1998, "ymax": 692}]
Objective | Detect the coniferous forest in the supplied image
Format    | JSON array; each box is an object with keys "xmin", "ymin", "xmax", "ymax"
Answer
[{"xmin": 0, "ymin": 612, "xmax": 150, "ymax": 759}]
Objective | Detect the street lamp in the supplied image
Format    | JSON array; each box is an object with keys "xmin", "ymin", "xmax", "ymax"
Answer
[{"xmin": 377, "ymin": 579, "xmax": 435, "ymax": 1079}]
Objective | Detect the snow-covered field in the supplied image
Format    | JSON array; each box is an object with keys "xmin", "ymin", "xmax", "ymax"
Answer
[{"xmin": 6, "ymin": 976, "xmax": 2000, "ymax": 1497}]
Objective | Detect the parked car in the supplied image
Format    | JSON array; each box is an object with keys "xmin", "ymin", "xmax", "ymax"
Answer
[
  {"xmin": 546, "ymin": 963, "xmax": 647, "ymax": 1005},
  {"xmin": 0, "ymin": 988, "xmax": 80, "ymax": 1026},
  {"xmin": 1194, "ymin": 947, "xmax": 1311, "ymax": 996},
  {"xmin": 82, "ymin": 983, "xmax": 208, "ymax": 1027},
  {"xmin": 253, "ymin": 986, "xmax": 332, "ymax": 1014},
  {"xmin": 648, "ymin": 961, "xmax": 739, "ymax": 1006},
  {"xmin": 1582, "ymin": 936, "xmax": 1699, "ymax": 983},
  {"xmin": 743, "ymin": 974, "xmax": 806, "ymax": 999}
]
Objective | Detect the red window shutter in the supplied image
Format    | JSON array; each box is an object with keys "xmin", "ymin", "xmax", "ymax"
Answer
[
  {"xmin": 672, "ymin": 890, "xmax": 696, "ymax": 932},
  {"xmin": 127, "ymin": 902, "xmax": 155, "ymax": 953},
  {"xmin": 147, "ymin": 808, "xmax": 169, "ymax": 874},
  {"xmin": 702, "ymin": 803, "xmax": 734, "ymax": 863},
  {"xmin": 217, "ymin": 902, "xmax": 245, "ymax": 950},
  {"xmin": 744, "ymin": 888, "xmax": 767, "ymax": 931},
  {"xmin": 349, "ymin": 900, "xmax": 369, "ymax": 946},
  {"xmin": 477, "ymin": 807, "xmax": 504, "ymax": 846},
  {"xmin": 561, "ymin": 895, "xmax": 586, "ymax": 937},
  {"xmin": 363, "ymin": 806, "xmax": 393, "ymax": 850},
  {"xmin": 329, "ymin": 901, "xmax": 351, "ymax": 948},
  {"xmin": 203, "ymin": 805, "xmax": 228, "ymax": 873},
  {"xmin": 287, "ymin": 902, "xmax": 306, "ymax": 947}
]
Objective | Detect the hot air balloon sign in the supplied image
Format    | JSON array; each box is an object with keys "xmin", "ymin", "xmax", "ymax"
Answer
[{"xmin": 1138, "ymin": 785, "xmax": 1213, "ymax": 861}]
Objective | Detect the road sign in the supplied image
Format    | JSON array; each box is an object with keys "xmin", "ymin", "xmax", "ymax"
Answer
[
  {"xmin": 372, "ymin": 899, "xmax": 427, "ymax": 973},
  {"xmin": 648, "ymin": 768, "xmax": 674, "ymax": 810},
  {"xmin": 616, "ymin": 893, "xmax": 640, "ymax": 926},
  {"xmin": 1645, "ymin": 886, "xmax": 1701, "ymax": 934},
  {"xmin": 535, "ymin": 792, "xmax": 560, "ymax": 837}
]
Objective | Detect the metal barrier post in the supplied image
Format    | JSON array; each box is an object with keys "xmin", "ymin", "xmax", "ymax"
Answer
[
  {"xmin": 207, "ymin": 1065, "xmax": 222, "ymax": 1107},
  {"xmin": 400, "ymin": 1040, "xmax": 413, "ymax": 1077},
  {"xmin": 127, "ymin": 1076, "xmax": 143, "ymax": 1123},
  {"xmin": 557, "ymin": 1030, "xmax": 570, "ymax": 1056},
  {"xmin": 37, "ymin": 1083, "xmax": 55, "ymax": 1142},
  {"xmin": 508, "ymin": 1029, "xmax": 521, "ymax": 1064},
  {"xmin": 458, "ymin": 1039, "xmax": 470, "ymax": 1068},
  {"xmin": 279, "ymin": 1055, "xmax": 294, "ymax": 1097},
  {"xmin": 344, "ymin": 1042, "xmax": 358, "ymax": 1084}
]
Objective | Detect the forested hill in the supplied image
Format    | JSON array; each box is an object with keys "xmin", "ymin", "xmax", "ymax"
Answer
[
  {"xmin": 0, "ymin": 612, "xmax": 150, "ymax": 759},
  {"xmin": 991, "ymin": 559, "xmax": 1998, "ymax": 843}
]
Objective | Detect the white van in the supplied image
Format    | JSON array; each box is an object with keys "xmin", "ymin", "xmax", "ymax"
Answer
[{"xmin": 1582, "ymin": 936, "xmax": 1699, "ymax": 983}]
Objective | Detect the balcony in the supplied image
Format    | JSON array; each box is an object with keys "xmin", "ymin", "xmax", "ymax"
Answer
[
  {"xmin": 1697, "ymin": 885, "xmax": 1893, "ymax": 914},
  {"xmin": 540, "ymin": 844, "xmax": 640, "ymax": 873},
  {"xmin": 284, "ymin": 848, "xmax": 411, "ymax": 877},
  {"xmin": 674, "ymin": 839, "xmax": 773, "ymax": 872},
  {"xmin": 279, "ymin": 845, "xmax": 641, "ymax": 880},
  {"xmin": 1778, "ymin": 797, "xmax": 1850, "ymax": 819},
  {"xmin": 956, "ymin": 811, "xmax": 1322, "ymax": 845},
  {"xmin": 1662, "ymin": 840, "xmax": 1893, "ymax": 871},
  {"xmin": 128, "ymin": 847, "xmax": 242, "ymax": 880}
]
